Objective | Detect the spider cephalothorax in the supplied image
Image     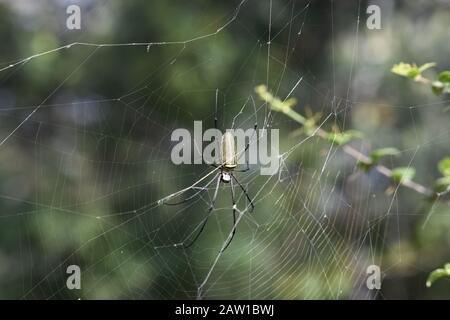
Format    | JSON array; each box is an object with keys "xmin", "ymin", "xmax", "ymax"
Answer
[{"xmin": 221, "ymin": 171, "xmax": 231, "ymax": 183}]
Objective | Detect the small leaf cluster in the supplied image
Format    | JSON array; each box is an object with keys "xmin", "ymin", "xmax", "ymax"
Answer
[
  {"xmin": 391, "ymin": 62, "xmax": 450, "ymax": 95},
  {"xmin": 432, "ymin": 71, "xmax": 450, "ymax": 95},
  {"xmin": 358, "ymin": 148, "xmax": 400, "ymax": 171},
  {"xmin": 390, "ymin": 167, "xmax": 416, "ymax": 183},
  {"xmin": 391, "ymin": 62, "xmax": 435, "ymax": 79},
  {"xmin": 325, "ymin": 130, "xmax": 363, "ymax": 146},
  {"xmin": 435, "ymin": 157, "xmax": 450, "ymax": 193}
]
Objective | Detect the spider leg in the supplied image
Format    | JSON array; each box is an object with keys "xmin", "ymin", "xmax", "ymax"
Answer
[
  {"xmin": 231, "ymin": 173, "xmax": 255, "ymax": 212},
  {"xmin": 182, "ymin": 174, "xmax": 222, "ymax": 249},
  {"xmin": 214, "ymin": 88, "xmax": 219, "ymax": 130},
  {"xmin": 235, "ymin": 95, "xmax": 258, "ymax": 172},
  {"xmin": 222, "ymin": 178, "xmax": 237, "ymax": 252},
  {"xmin": 163, "ymin": 173, "xmax": 218, "ymax": 206},
  {"xmin": 234, "ymin": 156, "xmax": 249, "ymax": 172},
  {"xmin": 250, "ymin": 94, "xmax": 258, "ymax": 132},
  {"xmin": 213, "ymin": 89, "xmax": 224, "ymax": 168}
]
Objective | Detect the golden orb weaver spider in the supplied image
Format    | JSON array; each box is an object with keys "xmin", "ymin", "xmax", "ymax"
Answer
[{"xmin": 164, "ymin": 89, "xmax": 257, "ymax": 252}]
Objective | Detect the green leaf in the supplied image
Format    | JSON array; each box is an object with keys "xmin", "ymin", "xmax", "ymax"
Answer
[
  {"xmin": 390, "ymin": 167, "xmax": 416, "ymax": 183},
  {"xmin": 325, "ymin": 130, "xmax": 363, "ymax": 146},
  {"xmin": 370, "ymin": 147, "xmax": 400, "ymax": 162},
  {"xmin": 255, "ymin": 85, "xmax": 306, "ymax": 125},
  {"xmin": 438, "ymin": 157, "xmax": 450, "ymax": 177},
  {"xmin": 432, "ymin": 71, "xmax": 450, "ymax": 95},
  {"xmin": 432, "ymin": 81, "xmax": 445, "ymax": 95},
  {"xmin": 391, "ymin": 62, "xmax": 435, "ymax": 79},
  {"xmin": 304, "ymin": 117, "xmax": 317, "ymax": 136},
  {"xmin": 426, "ymin": 263, "xmax": 450, "ymax": 287},
  {"xmin": 255, "ymin": 85, "xmax": 297, "ymax": 113},
  {"xmin": 434, "ymin": 176, "xmax": 450, "ymax": 193},
  {"xmin": 357, "ymin": 160, "xmax": 373, "ymax": 172},
  {"xmin": 418, "ymin": 62, "xmax": 437, "ymax": 73},
  {"xmin": 391, "ymin": 62, "xmax": 418, "ymax": 78},
  {"xmin": 391, "ymin": 62, "xmax": 436, "ymax": 80},
  {"xmin": 437, "ymin": 71, "xmax": 450, "ymax": 83},
  {"xmin": 357, "ymin": 148, "xmax": 400, "ymax": 172}
]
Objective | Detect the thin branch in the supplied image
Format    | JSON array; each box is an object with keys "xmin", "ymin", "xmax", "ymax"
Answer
[
  {"xmin": 312, "ymin": 128, "xmax": 434, "ymax": 197},
  {"xmin": 255, "ymin": 85, "xmax": 441, "ymax": 201},
  {"xmin": 414, "ymin": 74, "xmax": 433, "ymax": 86}
]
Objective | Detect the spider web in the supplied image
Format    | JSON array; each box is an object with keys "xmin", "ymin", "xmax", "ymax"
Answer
[{"xmin": 0, "ymin": 0, "xmax": 449, "ymax": 300}]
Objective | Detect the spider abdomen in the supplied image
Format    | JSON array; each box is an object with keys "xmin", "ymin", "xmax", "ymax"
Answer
[{"xmin": 221, "ymin": 131, "xmax": 237, "ymax": 169}]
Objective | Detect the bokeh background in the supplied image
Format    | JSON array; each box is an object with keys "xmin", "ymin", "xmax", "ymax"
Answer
[{"xmin": 0, "ymin": 0, "xmax": 449, "ymax": 299}]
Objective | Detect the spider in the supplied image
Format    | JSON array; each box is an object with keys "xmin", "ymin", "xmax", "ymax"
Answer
[{"xmin": 164, "ymin": 90, "xmax": 257, "ymax": 251}]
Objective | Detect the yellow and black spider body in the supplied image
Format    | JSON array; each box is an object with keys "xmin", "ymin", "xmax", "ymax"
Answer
[{"xmin": 220, "ymin": 131, "xmax": 237, "ymax": 183}]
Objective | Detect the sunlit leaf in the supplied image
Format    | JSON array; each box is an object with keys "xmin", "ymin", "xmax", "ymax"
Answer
[
  {"xmin": 391, "ymin": 62, "xmax": 435, "ymax": 79},
  {"xmin": 432, "ymin": 81, "xmax": 445, "ymax": 95},
  {"xmin": 426, "ymin": 263, "xmax": 450, "ymax": 287},
  {"xmin": 325, "ymin": 130, "xmax": 363, "ymax": 146},
  {"xmin": 391, "ymin": 62, "xmax": 418, "ymax": 78},
  {"xmin": 432, "ymin": 71, "xmax": 450, "ymax": 95},
  {"xmin": 390, "ymin": 167, "xmax": 416, "ymax": 183},
  {"xmin": 418, "ymin": 62, "xmax": 437, "ymax": 73},
  {"xmin": 437, "ymin": 71, "xmax": 450, "ymax": 83},
  {"xmin": 255, "ymin": 85, "xmax": 306, "ymax": 125},
  {"xmin": 438, "ymin": 157, "xmax": 450, "ymax": 177},
  {"xmin": 370, "ymin": 147, "xmax": 400, "ymax": 162},
  {"xmin": 357, "ymin": 148, "xmax": 400, "ymax": 172},
  {"xmin": 434, "ymin": 176, "xmax": 450, "ymax": 193},
  {"xmin": 357, "ymin": 159, "xmax": 373, "ymax": 172}
]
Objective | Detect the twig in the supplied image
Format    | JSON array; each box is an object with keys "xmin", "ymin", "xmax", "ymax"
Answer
[
  {"xmin": 414, "ymin": 74, "xmax": 433, "ymax": 86},
  {"xmin": 255, "ymin": 85, "xmax": 439, "ymax": 200}
]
